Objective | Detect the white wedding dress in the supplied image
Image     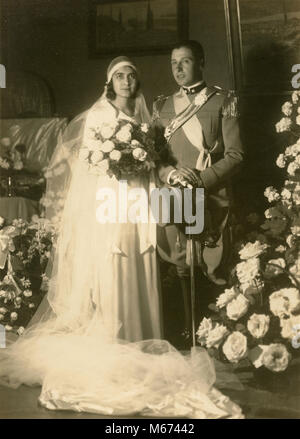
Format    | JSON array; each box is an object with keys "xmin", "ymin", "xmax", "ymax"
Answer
[{"xmin": 0, "ymin": 98, "xmax": 244, "ymax": 419}]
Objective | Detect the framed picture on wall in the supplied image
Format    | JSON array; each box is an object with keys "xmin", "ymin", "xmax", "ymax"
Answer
[
  {"xmin": 89, "ymin": 0, "xmax": 188, "ymax": 57},
  {"xmin": 224, "ymin": 0, "xmax": 300, "ymax": 93}
]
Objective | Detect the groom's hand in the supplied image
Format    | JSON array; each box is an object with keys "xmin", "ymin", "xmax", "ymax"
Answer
[{"xmin": 169, "ymin": 167, "xmax": 200, "ymax": 188}]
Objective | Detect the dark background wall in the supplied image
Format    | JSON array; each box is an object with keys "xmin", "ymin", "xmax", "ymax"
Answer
[
  {"xmin": 0, "ymin": 0, "xmax": 230, "ymax": 117},
  {"xmin": 0, "ymin": 0, "xmax": 293, "ymax": 216}
]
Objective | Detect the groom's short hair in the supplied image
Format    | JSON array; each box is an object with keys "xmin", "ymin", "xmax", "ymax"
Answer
[{"xmin": 172, "ymin": 40, "xmax": 205, "ymax": 68}]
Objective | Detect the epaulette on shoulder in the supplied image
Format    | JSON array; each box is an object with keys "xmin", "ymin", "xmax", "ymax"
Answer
[{"xmin": 221, "ymin": 89, "xmax": 240, "ymax": 118}]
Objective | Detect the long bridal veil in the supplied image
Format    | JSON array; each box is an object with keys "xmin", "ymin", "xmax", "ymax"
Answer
[{"xmin": 0, "ymin": 91, "xmax": 244, "ymax": 419}]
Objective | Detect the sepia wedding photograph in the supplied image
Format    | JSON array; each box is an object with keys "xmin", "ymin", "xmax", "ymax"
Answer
[{"xmin": 0, "ymin": 0, "xmax": 300, "ymax": 424}]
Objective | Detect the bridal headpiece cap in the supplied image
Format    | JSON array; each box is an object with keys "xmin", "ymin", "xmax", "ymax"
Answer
[{"xmin": 106, "ymin": 56, "xmax": 138, "ymax": 83}]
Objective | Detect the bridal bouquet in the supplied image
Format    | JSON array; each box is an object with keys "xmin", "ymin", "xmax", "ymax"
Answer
[
  {"xmin": 79, "ymin": 119, "xmax": 163, "ymax": 179},
  {"xmin": 196, "ymin": 92, "xmax": 300, "ymax": 373}
]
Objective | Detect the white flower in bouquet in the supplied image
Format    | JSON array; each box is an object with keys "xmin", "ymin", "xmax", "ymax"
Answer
[
  {"xmin": 1, "ymin": 137, "xmax": 11, "ymax": 147},
  {"xmin": 275, "ymin": 117, "xmax": 292, "ymax": 133},
  {"xmin": 0, "ymin": 216, "xmax": 5, "ymax": 227},
  {"xmin": 17, "ymin": 326, "xmax": 25, "ymax": 335},
  {"xmin": 275, "ymin": 245, "xmax": 286, "ymax": 253},
  {"xmin": 109, "ymin": 149, "xmax": 122, "ymax": 161},
  {"xmin": 216, "ymin": 287, "xmax": 237, "ymax": 308},
  {"xmin": 13, "ymin": 161, "xmax": 23, "ymax": 170},
  {"xmin": 116, "ymin": 127, "xmax": 132, "ymax": 143},
  {"xmin": 206, "ymin": 323, "xmax": 229, "ymax": 349},
  {"xmin": 289, "ymin": 258, "xmax": 300, "ymax": 285},
  {"xmin": 286, "ymin": 143, "xmax": 300, "ymax": 156},
  {"xmin": 79, "ymin": 148, "xmax": 89, "ymax": 161},
  {"xmin": 5, "ymin": 325, "xmax": 13, "ymax": 331},
  {"xmin": 141, "ymin": 123, "xmax": 149, "ymax": 133},
  {"xmin": 292, "ymin": 188, "xmax": 300, "ymax": 205},
  {"xmin": 262, "ymin": 343, "xmax": 291, "ymax": 372},
  {"xmin": 28, "ymin": 303, "xmax": 35, "ymax": 309},
  {"xmin": 100, "ymin": 122, "xmax": 118, "ymax": 139},
  {"xmin": 222, "ymin": 331, "xmax": 248, "ymax": 363},
  {"xmin": 91, "ymin": 150, "xmax": 104, "ymax": 164},
  {"xmin": 132, "ymin": 147, "xmax": 147, "ymax": 162},
  {"xmin": 0, "ymin": 315, "xmax": 4, "ymax": 321},
  {"xmin": 196, "ymin": 317, "xmax": 213, "ymax": 345},
  {"xmin": 265, "ymin": 258, "xmax": 286, "ymax": 278},
  {"xmin": 296, "ymin": 115, "xmax": 300, "ymax": 126},
  {"xmin": 130, "ymin": 139, "xmax": 142, "ymax": 149},
  {"xmin": 280, "ymin": 315, "xmax": 300, "ymax": 340},
  {"xmin": 269, "ymin": 288, "xmax": 300, "ymax": 317},
  {"xmin": 247, "ymin": 314, "xmax": 270, "ymax": 339},
  {"xmin": 226, "ymin": 294, "xmax": 250, "ymax": 321},
  {"xmin": 10, "ymin": 312, "xmax": 18, "ymax": 321},
  {"xmin": 85, "ymin": 138, "xmax": 102, "ymax": 152},
  {"xmin": 239, "ymin": 241, "xmax": 268, "ymax": 260},
  {"xmin": 100, "ymin": 140, "xmax": 115, "ymax": 153},
  {"xmin": 23, "ymin": 289, "xmax": 32, "ymax": 298},
  {"xmin": 287, "ymin": 161, "xmax": 300, "ymax": 176},
  {"xmin": 281, "ymin": 101, "xmax": 293, "ymax": 116},
  {"xmin": 236, "ymin": 257, "xmax": 260, "ymax": 284},
  {"xmin": 291, "ymin": 224, "xmax": 300, "ymax": 236},
  {"xmin": 264, "ymin": 186, "xmax": 280, "ymax": 202},
  {"xmin": 276, "ymin": 153, "xmax": 286, "ymax": 168}
]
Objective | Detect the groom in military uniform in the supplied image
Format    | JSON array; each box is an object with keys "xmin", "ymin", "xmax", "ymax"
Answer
[{"xmin": 153, "ymin": 40, "xmax": 244, "ymax": 343}]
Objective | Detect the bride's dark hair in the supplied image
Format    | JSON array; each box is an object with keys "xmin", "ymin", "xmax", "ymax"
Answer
[{"xmin": 105, "ymin": 79, "xmax": 141, "ymax": 100}]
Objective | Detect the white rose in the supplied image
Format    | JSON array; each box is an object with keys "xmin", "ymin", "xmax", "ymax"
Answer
[
  {"xmin": 10, "ymin": 312, "xmax": 18, "ymax": 321},
  {"xmin": 28, "ymin": 303, "xmax": 35, "ymax": 309},
  {"xmin": 109, "ymin": 149, "xmax": 122, "ymax": 161},
  {"xmin": 280, "ymin": 315, "xmax": 300, "ymax": 339},
  {"xmin": 216, "ymin": 287, "xmax": 237, "ymax": 308},
  {"xmin": 262, "ymin": 343, "xmax": 291, "ymax": 372},
  {"xmin": 240, "ymin": 279, "xmax": 264, "ymax": 295},
  {"xmin": 269, "ymin": 288, "xmax": 300, "ymax": 318},
  {"xmin": 100, "ymin": 122, "xmax": 118, "ymax": 139},
  {"xmin": 239, "ymin": 241, "xmax": 268, "ymax": 260},
  {"xmin": 291, "ymin": 224, "xmax": 300, "ymax": 236},
  {"xmin": 23, "ymin": 289, "xmax": 32, "ymax": 297},
  {"xmin": 265, "ymin": 258, "xmax": 286, "ymax": 278},
  {"xmin": 141, "ymin": 123, "xmax": 149, "ymax": 133},
  {"xmin": 226, "ymin": 294, "xmax": 250, "ymax": 321},
  {"xmin": 222, "ymin": 332, "xmax": 248, "ymax": 363},
  {"xmin": 236, "ymin": 257, "xmax": 260, "ymax": 284},
  {"xmin": 247, "ymin": 314, "xmax": 270, "ymax": 338},
  {"xmin": 85, "ymin": 138, "xmax": 102, "ymax": 152},
  {"xmin": 286, "ymin": 234, "xmax": 296, "ymax": 248},
  {"xmin": 79, "ymin": 148, "xmax": 89, "ymax": 161},
  {"xmin": 1, "ymin": 137, "xmax": 11, "ymax": 147},
  {"xmin": 130, "ymin": 139, "xmax": 142, "ymax": 149},
  {"xmin": 91, "ymin": 150, "xmax": 104, "ymax": 164},
  {"xmin": 281, "ymin": 101, "xmax": 293, "ymax": 116},
  {"xmin": 287, "ymin": 161, "xmax": 299, "ymax": 176},
  {"xmin": 116, "ymin": 128, "xmax": 132, "ymax": 143},
  {"xmin": 275, "ymin": 117, "xmax": 292, "ymax": 133},
  {"xmin": 276, "ymin": 153, "xmax": 286, "ymax": 168},
  {"xmin": 196, "ymin": 317, "xmax": 213, "ymax": 345},
  {"xmin": 264, "ymin": 186, "xmax": 280, "ymax": 202},
  {"xmin": 132, "ymin": 147, "xmax": 147, "ymax": 162},
  {"xmin": 206, "ymin": 323, "xmax": 229, "ymax": 348},
  {"xmin": 296, "ymin": 115, "xmax": 300, "ymax": 126},
  {"xmin": 100, "ymin": 140, "xmax": 115, "ymax": 153}
]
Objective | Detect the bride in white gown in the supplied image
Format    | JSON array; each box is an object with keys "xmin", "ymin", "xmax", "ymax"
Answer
[{"xmin": 0, "ymin": 56, "xmax": 244, "ymax": 419}]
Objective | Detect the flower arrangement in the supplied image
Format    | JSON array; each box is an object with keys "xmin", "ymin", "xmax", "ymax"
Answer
[
  {"xmin": 196, "ymin": 91, "xmax": 300, "ymax": 373},
  {"xmin": 0, "ymin": 216, "xmax": 56, "ymax": 335},
  {"xmin": 79, "ymin": 119, "xmax": 164, "ymax": 179},
  {"xmin": 0, "ymin": 137, "xmax": 24, "ymax": 171}
]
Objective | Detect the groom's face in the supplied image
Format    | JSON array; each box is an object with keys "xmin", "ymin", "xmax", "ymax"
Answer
[{"xmin": 171, "ymin": 47, "xmax": 202, "ymax": 87}]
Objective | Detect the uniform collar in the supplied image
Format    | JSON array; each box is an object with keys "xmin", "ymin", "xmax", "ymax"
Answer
[{"xmin": 181, "ymin": 80, "xmax": 206, "ymax": 95}]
